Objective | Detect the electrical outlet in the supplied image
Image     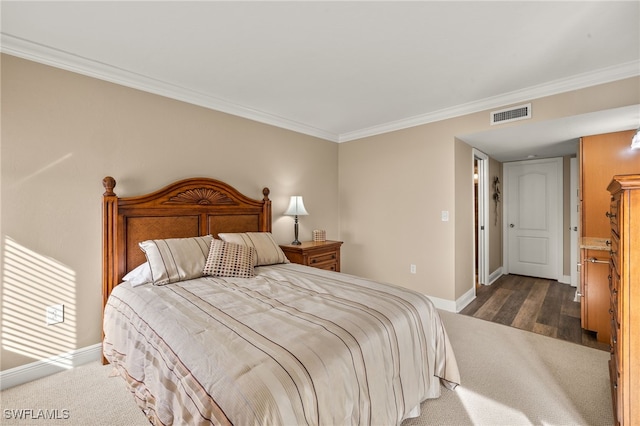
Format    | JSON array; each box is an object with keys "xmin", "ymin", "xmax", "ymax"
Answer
[
  {"xmin": 46, "ymin": 304, "xmax": 64, "ymax": 325},
  {"xmin": 441, "ymin": 210, "xmax": 449, "ymax": 222},
  {"xmin": 410, "ymin": 264, "xmax": 416, "ymax": 274}
]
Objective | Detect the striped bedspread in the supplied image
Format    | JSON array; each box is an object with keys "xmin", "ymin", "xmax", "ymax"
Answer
[{"xmin": 103, "ymin": 263, "xmax": 460, "ymax": 426}]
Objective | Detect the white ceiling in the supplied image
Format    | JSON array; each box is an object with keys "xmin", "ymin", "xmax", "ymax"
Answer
[{"xmin": 2, "ymin": 1, "xmax": 639, "ymax": 162}]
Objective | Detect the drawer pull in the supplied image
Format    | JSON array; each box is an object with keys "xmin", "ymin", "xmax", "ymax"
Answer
[{"xmin": 311, "ymin": 259, "xmax": 317, "ymax": 263}]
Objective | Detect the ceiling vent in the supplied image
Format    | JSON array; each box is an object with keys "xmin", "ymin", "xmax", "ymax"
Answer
[{"xmin": 490, "ymin": 103, "xmax": 532, "ymax": 125}]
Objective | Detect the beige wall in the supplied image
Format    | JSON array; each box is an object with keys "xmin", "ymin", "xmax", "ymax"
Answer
[
  {"xmin": 2, "ymin": 53, "xmax": 639, "ymax": 372},
  {"xmin": 0, "ymin": 55, "xmax": 339, "ymax": 370},
  {"xmin": 338, "ymin": 76, "xmax": 639, "ymax": 309},
  {"xmin": 338, "ymin": 123, "xmax": 457, "ymax": 300},
  {"xmin": 454, "ymin": 139, "xmax": 474, "ymax": 300}
]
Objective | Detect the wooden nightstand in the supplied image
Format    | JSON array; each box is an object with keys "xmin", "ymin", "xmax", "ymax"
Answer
[{"xmin": 280, "ymin": 240, "xmax": 343, "ymax": 272}]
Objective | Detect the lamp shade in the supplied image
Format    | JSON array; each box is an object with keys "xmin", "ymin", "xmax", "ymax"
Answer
[{"xmin": 284, "ymin": 196, "xmax": 309, "ymax": 216}]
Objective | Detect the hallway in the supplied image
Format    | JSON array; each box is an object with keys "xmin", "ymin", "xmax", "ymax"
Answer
[{"xmin": 460, "ymin": 274, "xmax": 609, "ymax": 351}]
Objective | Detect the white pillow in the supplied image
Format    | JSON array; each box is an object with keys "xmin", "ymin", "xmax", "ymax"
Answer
[
  {"xmin": 218, "ymin": 232, "xmax": 289, "ymax": 266},
  {"xmin": 139, "ymin": 235, "xmax": 213, "ymax": 285},
  {"xmin": 122, "ymin": 262, "xmax": 152, "ymax": 287}
]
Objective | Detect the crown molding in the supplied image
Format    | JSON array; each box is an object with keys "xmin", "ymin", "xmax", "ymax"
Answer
[
  {"xmin": 0, "ymin": 34, "xmax": 340, "ymax": 142},
  {"xmin": 339, "ymin": 60, "xmax": 640, "ymax": 142},
  {"xmin": 2, "ymin": 33, "xmax": 637, "ymax": 144}
]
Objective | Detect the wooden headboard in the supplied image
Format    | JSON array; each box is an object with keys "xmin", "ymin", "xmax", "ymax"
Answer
[{"xmin": 101, "ymin": 176, "xmax": 271, "ymax": 309}]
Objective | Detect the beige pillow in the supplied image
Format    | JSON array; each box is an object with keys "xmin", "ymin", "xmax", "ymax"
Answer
[
  {"xmin": 139, "ymin": 235, "xmax": 213, "ymax": 285},
  {"xmin": 203, "ymin": 239, "xmax": 255, "ymax": 278},
  {"xmin": 218, "ymin": 232, "xmax": 289, "ymax": 266}
]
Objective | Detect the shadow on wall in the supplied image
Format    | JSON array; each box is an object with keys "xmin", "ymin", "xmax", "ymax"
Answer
[{"xmin": 2, "ymin": 236, "xmax": 77, "ymax": 368}]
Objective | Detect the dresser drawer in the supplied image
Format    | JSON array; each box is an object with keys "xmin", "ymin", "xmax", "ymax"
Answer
[
  {"xmin": 610, "ymin": 265, "xmax": 620, "ymax": 320},
  {"xmin": 610, "ymin": 315, "xmax": 619, "ymax": 352},
  {"xmin": 608, "ymin": 198, "xmax": 620, "ymax": 237},
  {"xmin": 610, "ymin": 233, "xmax": 620, "ymax": 275},
  {"xmin": 609, "ymin": 358, "xmax": 621, "ymax": 425}
]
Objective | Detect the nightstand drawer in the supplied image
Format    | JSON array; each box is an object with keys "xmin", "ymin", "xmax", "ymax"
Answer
[{"xmin": 308, "ymin": 251, "xmax": 338, "ymax": 267}]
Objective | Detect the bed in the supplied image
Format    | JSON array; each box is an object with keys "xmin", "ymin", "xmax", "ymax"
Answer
[{"xmin": 101, "ymin": 176, "xmax": 460, "ymax": 426}]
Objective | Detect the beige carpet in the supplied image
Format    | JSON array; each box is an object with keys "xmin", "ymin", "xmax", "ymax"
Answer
[{"xmin": 1, "ymin": 311, "xmax": 613, "ymax": 426}]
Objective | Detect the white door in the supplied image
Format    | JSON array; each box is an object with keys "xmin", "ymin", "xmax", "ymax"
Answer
[{"xmin": 504, "ymin": 158, "xmax": 562, "ymax": 280}]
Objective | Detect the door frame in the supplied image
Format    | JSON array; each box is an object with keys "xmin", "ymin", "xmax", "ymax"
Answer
[
  {"xmin": 502, "ymin": 157, "xmax": 564, "ymax": 280},
  {"xmin": 473, "ymin": 149, "xmax": 489, "ymax": 287},
  {"xmin": 570, "ymin": 157, "xmax": 579, "ymax": 287}
]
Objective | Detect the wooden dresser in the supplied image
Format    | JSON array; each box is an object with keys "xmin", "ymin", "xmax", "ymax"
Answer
[
  {"xmin": 607, "ymin": 174, "xmax": 640, "ymax": 426},
  {"xmin": 579, "ymin": 131, "xmax": 640, "ymax": 343},
  {"xmin": 280, "ymin": 240, "xmax": 343, "ymax": 272}
]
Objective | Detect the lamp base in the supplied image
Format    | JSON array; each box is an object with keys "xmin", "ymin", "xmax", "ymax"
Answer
[{"xmin": 291, "ymin": 216, "xmax": 302, "ymax": 245}]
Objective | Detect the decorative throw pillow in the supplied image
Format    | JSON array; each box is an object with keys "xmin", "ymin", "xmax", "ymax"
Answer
[
  {"xmin": 203, "ymin": 239, "xmax": 255, "ymax": 278},
  {"xmin": 139, "ymin": 235, "xmax": 213, "ymax": 285},
  {"xmin": 218, "ymin": 232, "xmax": 289, "ymax": 266}
]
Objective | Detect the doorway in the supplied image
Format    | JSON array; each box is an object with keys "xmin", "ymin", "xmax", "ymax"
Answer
[
  {"xmin": 473, "ymin": 149, "xmax": 489, "ymax": 288},
  {"xmin": 503, "ymin": 158, "xmax": 563, "ymax": 280}
]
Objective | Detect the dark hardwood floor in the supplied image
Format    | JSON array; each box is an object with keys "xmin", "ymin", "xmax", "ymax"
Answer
[{"xmin": 460, "ymin": 274, "xmax": 610, "ymax": 351}]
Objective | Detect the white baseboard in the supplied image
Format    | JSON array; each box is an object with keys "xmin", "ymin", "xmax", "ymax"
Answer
[
  {"xmin": 427, "ymin": 295, "xmax": 457, "ymax": 312},
  {"xmin": 428, "ymin": 287, "xmax": 476, "ymax": 313},
  {"xmin": 488, "ymin": 268, "xmax": 503, "ymax": 285},
  {"xmin": 0, "ymin": 343, "xmax": 102, "ymax": 391},
  {"xmin": 455, "ymin": 287, "xmax": 475, "ymax": 312}
]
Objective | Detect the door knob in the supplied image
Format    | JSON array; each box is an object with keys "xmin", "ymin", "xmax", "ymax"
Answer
[{"xmin": 510, "ymin": 224, "xmax": 515, "ymax": 228}]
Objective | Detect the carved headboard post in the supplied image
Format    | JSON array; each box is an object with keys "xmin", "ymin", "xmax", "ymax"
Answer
[
  {"xmin": 102, "ymin": 177, "xmax": 118, "ymax": 310},
  {"xmin": 263, "ymin": 187, "xmax": 272, "ymax": 233},
  {"xmin": 101, "ymin": 177, "xmax": 118, "ymax": 363}
]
